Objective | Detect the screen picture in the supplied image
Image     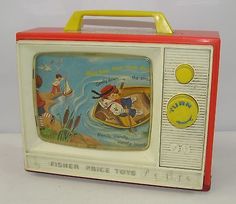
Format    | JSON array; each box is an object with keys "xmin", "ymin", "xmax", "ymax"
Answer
[{"xmin": 34, "ymin": 53, "xmax": 152, "ymax": 150}]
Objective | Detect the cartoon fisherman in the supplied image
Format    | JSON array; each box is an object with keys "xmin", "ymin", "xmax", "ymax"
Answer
[{"xmin": 92, "ymin": 84, "xmax": 143, "ymax": 118}]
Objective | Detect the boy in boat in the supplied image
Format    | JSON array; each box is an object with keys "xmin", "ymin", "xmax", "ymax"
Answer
[
  {"xmin": 51, "ymin": 74, "xmax": 64, "ymax": 95},
  {"xmin": 92, "ymin": 85, "xmax": 143, "ymax": 118}
]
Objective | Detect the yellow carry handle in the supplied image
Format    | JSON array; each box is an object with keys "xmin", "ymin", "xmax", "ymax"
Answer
[{"xmin": 64, "ymin": 10, "xmax": 173, "ymax": 34}]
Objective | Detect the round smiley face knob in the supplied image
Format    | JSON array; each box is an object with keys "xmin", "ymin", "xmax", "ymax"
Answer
[{"xmin": 167, "ymin": 94, "xmax": 199, "ymax": 128}]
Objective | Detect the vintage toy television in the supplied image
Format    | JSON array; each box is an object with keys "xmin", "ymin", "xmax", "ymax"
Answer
[{"xmin": 16, "ymin": 10, "xmax": 220, "ymax": 191}]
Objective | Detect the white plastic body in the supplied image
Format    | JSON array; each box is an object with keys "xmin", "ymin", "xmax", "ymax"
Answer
[{"xmin": 17, "ymin": 40, "xmax": 213, "ymax": 190}]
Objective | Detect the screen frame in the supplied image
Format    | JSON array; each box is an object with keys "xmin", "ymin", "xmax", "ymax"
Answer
[{"xmin": 17, "ymin": 40, "xmax": 164, "ymax": 167}]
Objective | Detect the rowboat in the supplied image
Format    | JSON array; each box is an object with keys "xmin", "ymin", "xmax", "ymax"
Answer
[{"xmin": 92, "ymin": 87, "xmax": 150, "ymax": 128}]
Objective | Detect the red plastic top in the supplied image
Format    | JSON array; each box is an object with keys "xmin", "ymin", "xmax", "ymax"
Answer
[{"xmin": 16, "ymin": 27, "xmax": 220, "ymax": 45}]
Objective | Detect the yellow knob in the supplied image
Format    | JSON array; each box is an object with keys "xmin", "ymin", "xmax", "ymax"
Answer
[
  {"xmin": 175, "ymin": 64, "xmax": 194, "ymax": 84},
  {"xmin": 167, "ymin": 94, "xmax": 199, "ymax": 128}
]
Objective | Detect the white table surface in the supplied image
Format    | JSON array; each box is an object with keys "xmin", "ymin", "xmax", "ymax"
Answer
[{"xmin": 0, "ymin": 132, "xmax": 235, "ymax": 204}]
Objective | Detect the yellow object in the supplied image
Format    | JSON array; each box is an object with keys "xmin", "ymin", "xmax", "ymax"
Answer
[
  {"xmin": 64, "ymin": 10, "xmax": 173, "ymax": 34},
  {"xmin": 167, "ymin": 94, "xmax": 199, "ymax": 128},
  {"xmin": 175, "ymin": 64, "xmax": 194, "ymax": 84},
  {"xmin": 118, "ymin": 116, "xmax": 137, "ymax": 127}
]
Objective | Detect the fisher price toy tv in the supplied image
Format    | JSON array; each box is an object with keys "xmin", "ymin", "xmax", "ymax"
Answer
[{"xmin": 16, "ymin": 10, "xmax": 220, "ymax": 190}]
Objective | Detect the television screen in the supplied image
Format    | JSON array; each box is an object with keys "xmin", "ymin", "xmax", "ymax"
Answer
[{"xmin": 34, "ymin": 53, "xmax": 152, "ymax": 150}]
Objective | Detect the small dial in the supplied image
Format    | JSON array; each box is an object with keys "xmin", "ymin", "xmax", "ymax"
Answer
[
  {"xmin": 167, "ymin": 94, "xmax": 199, "ymax": 128},
  {"xmin": 175, "ymin": 64, "xmax": 194, "ymax": 84}
]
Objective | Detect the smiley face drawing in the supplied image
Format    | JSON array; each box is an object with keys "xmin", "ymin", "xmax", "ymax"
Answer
[{"xmin": 167, "ymin": 94, "xmax": 199, "ymax": 129}]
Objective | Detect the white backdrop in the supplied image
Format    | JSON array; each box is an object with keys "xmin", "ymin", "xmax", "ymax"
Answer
[{"xmin": 0, "ymin": 0, "xmax": 234, "ymax": 132}]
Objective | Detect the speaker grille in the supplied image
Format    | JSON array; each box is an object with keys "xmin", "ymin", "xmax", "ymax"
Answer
[{"xmin": 160, "ymin": 47, "xmax": 211, "ymax": 170}]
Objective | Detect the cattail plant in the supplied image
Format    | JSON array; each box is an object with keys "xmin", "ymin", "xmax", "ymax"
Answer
[
  {"xmin": 73, "ymin": 114, "xmax": 81, "ymax": 131},
  {"xmin": 63, "ymin": 107, "xmax": 70, "ymax": 127},
  {"xmin": 67, "ymin": 117, "xmax": 74, "ymax": 129},
  {"xmin": 57, "ymin": 107, "xmax": 81, "ymax": 142}
]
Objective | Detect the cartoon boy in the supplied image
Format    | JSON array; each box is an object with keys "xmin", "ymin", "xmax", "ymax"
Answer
[
  {"xmin": 36, "ymin": 75, "xmax": 54, "ymax": 128},
  {"xmin": 51, "ymin": 74, "xmax": 64, "ymax": 95},
  {"xmin": 36, "ymin": 75, "xmax": 46, "ymax": 116},
  {"xmin": 92, "ymin": 85, "xmax": 142, "ymax": 117}
]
